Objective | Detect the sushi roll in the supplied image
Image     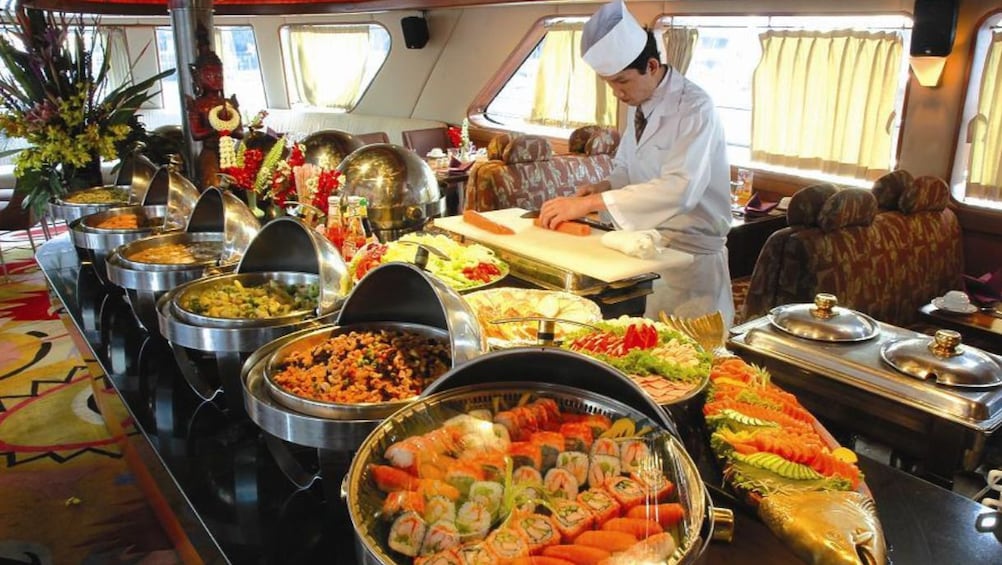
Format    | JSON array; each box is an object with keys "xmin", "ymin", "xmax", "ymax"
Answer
[
  {"xmin": 421, "ymin": 520, "xmax": 462, "ymax": 556},
  {"xmin": 419, "ymin": 479, "xmax": 462, "ymax": 502},
  {"xmin": 425, "ymin": 495, "xmax": 457, "ymax": 524},
  {"xmin": 445, "ymin": 461, "xmax": 485, "ymax": 497},
  {"xmin": 371, "ymin": 464, "xmax": 420, "ymax": 493},
  {"xmin": 631, "ymin": 466, "xmax": 675, "ymax": 502},
  {"xmin": 590, "ymin": 437, "xmax": 619, "ymax": 458},
  {"xmin": 508, "ymin": 441, "xmax": 543, "ymax": 471},
  {"xmin": 544, "ymin": 467, "xmax": 580, "ymax": 500},
  {"xmin": 388, "ymin": 510, "xmax": 428, "ymax": 557},
  {"xmin": 513, "ymin": 465, "xmax": 544, "ymax": 505},
  {"xmin": 381, "ymin": 490, "xmax": 426, "ymax": 521},
  {"xmin": 581, "ymin": 413, "xmax": 613, "ymax": 437},
  {"xmin": 556, "ymin": 451, "xmax": 589, "ymax": 486},
  {"xmin": 384, "ymin": 436, "xmax": 424, "ymax": 470},
  {"xmin": 486, "ymin": 527, "xmax": 530, "ymax": 561},
  {"xmin": 469, "ymin": 451, "xmax": 507, "ymax": 482},
  {"xmin": 587, "ymin": 454, "xmax": 621, "ymax": 488},
  {"xmin": 619, "ymin": 439, "xmax": 652, "ymax": 476},
  {"xmin": 512, "ymin": 513, "xmax": 560, "ymax": 553},
  {"xmin": 415, "ymin": 549, "xmax": 462, "ymax": 565},
  {"xmin": 454, "ymin": 542, "xmax": 496, "ymax": 565},
  {"xmin": 578, "ymin": 488, "xmax": 622, "ymax": 524},
  {"xmin": 559, "ymin": 422, "xmax": 594, "ymax": 453},
  {"xmin": 549, "ymin": 499, "xmax": 596, "ymax": 543},
  {"xmin": 604, "ymin": 476, "xmax": 647, "ymax": 512},
  {"xmin": 468, "ymin": 480, "xmax": 504, "ymax": 517},
  {"xmin": 530, "ymin": 431, "xmax": 565, "ymax": 470},
  {"xmin": 456, "ymin": 501, "xmax": 492, "ymax": 541}
]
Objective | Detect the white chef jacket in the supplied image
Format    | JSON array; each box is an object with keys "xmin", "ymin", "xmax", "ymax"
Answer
[{"xmin": 601, "ymin": 68, "xmax": 734, "ymax": 327}]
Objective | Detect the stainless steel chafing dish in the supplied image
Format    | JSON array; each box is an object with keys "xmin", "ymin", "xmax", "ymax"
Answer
[
  {"xmin": 345, "ymin": 347, "xmax": 728, "ymax": 564},
  {"xmin": 302, "ymin": 129, "xmax": 364, "ymax": 169},
  {"xmin": 114, "ymin": 143, "xmax": 159, "ymax": 200},
  {"xmin": 339, "ymin": 144, "xmax": 445, "ymax": 242},
  {"xmin": 158, "ymin": 217, "xmax": 346, "ymax": 404},
  {"xmin": 47, "ymin": 184, "xmax": 133, "ymax": 223},
  {"xmin": 106, "ymin": 187, "xmax": 260, "ymax": 333},
  {"xmin": 242, "ymin": 261, "xmax": 484, "ymax": 451},
  {"xmin": 728, "ymin": 293, "xmax": 1002, "ymax": 480}
]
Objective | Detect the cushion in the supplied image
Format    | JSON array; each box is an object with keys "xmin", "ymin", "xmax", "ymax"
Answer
[
  {"xmin": 817, "ymin": 189, "xmax": 877, "ymax": 233},
  {"xmin": 787, "ymin": 183, "xmax": 839, "ymax": 226},
  {"xmin": 900, "ymin": 175, "xmax": 949, "ymax": 213},
  {"xmin": 569, "ymin": 126, "xmax": 620, "ymax": 156},
  {"xmin": 487, "ymin": 134, "xmax": 512, "ymax": 160},
  {"xmin": 502, "ymin": 135, "xmax": 552, "ymax": 164},
  {"xmin": 871, "ymin": 169, "xmax": 914, "ymax": 210}
]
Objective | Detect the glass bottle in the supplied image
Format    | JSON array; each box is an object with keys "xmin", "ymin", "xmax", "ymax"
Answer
[
  {"xmin": 325, "ymin": 194, "xmax": 345, "ymax": 252},
  {"xmin": 357, "ymin": 196, "xmax": 376, "ymax": 242},
  {"xmin": 341, "ymin": 197, "xmax": 367, "ymax": 261}
]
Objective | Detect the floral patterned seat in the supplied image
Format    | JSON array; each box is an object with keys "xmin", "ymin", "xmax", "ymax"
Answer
[
  {"xmin": 465, "ymin": 127, "xmax": 619, "ymax": 212},
  {"xmin": 742, "ymin": 173, "xmax": 963, "ymax": 327}
]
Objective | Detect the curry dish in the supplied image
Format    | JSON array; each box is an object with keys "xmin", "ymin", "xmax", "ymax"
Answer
[
  {"xmin": 93, "ymin": 213, "xmax": 160, "ymax": 230},
  {"xmin": 62, "ymin": 187, "xmax": 130, "ymax": 204},
  {"xmin": 179, "ymin": 279, "xmax": 319, "ymax": 319},
  {"xmin": 126, "ymin": 241, "xmax": 223, "ymax": 264}
]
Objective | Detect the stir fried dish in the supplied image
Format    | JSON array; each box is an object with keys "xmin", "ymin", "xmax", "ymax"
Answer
[
  {"xmin": 62, "ymin": 187, "xmax": 130, "ymax": 204},
  {"xmin": 179, "ymin": 279, "xmax": 319, "ymax": 319},
  {"xmin": 126, "ymin": 241, "xmax": 223, "ymax": 264},
  {"xmin": 92, "ymin": 213, "xmax": 161, "ymax": 230},
  {"xmin": 271, "ymin": 329, "xmax": 451, "ymax": 404}
]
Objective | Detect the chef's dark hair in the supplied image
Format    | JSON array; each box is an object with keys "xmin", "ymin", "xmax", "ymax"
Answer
[{"xmin": 623, "ymin": 30, "xmax": 661, "ymax": 74}]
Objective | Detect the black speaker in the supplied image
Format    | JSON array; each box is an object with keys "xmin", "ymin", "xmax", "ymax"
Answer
[
  {"xmin": 401, "ymin": 16, "xmax": 429, "ymax": 49},
  {"xmin": 910, "ymin": 0, "xmax": 958, "ymax": 56}
]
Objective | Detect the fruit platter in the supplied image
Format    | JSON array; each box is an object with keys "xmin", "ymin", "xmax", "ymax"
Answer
[
  {"xmin": 704, "ymin": 356, "xmax": 886, "ymax": 564},
  {"xmin": 342, "ymin": 233, "xmax": 509, "ymax": 294},
  {"xmin": 561, "ymin": 317, "xmax": 712, "ymax": 405},
  {"xmin": 346, "ymin": 384, "xmax": 712, "ymax": 565},
  {"xmin": 463, "ymin": 288, "xmax": 602, "ymax": 348}
]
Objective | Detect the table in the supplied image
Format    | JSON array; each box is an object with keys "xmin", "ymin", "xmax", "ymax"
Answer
[
  {"xmin": 919, "ymin": 302, "xmax": 1002, "ymax": 355},
  {"xmin": 34, "ymin": 234, "xmax": 1002, "ymax": 564},
  {"xmin": 726, "ymin": 211, "xmax": 787, "ymax": 278}
]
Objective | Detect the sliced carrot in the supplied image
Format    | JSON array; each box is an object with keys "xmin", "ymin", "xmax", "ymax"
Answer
[
  {"xmin": 625, "ymin": 503, "xmax": 685, "ymax": 529},
  {"xmin": 463, "ymin": 209, "xmax": 515, "ymax": 235},
  {"xmin": 600, "ymin": 517, "xmax": 663, "ymax": 539},
  {"xmin": 510, "ymin": 557, "xmax": 576, "ymax": 565},
  {"xmin": 533, "ymin": 217, "xmax": 592, "ymax": 236},
  {"xmin": 542, "ymin": 544, "xmax": 611, "ymax": 565},
  {"xmin": 572, "ymin": 530, "xmax": 638, "ymax": 553},
  {"xmin": 369, "ymin": 464, "xmax": 419, "ymax": 492}
]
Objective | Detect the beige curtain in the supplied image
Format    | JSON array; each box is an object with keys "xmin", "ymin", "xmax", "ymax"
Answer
[
  {"xmin": 967, "ymin": 31, "xmax": 1002, "ymax": 202},
  {"xmin": 751, "ymin": 30, "xmax": 902, "ymax": 181},
  {"xmin": 286, "ymin": 25, "xmax": 370, "ymax": 109},
  {"xmin": 102, "ymin": 27, "xmax": 131, "ymax": 93},
  {"xmin": 661, "ymin": 26, "xmax": 699, "ymax": 75},
  {"xmin": 530, "ymin": 25, "xmax": 617, "ymax": 128}
]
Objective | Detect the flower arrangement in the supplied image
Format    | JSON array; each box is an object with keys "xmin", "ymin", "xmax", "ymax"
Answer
[{"xmin": 0, "ymin": 7, "xmax": 174, "ymax": 215}]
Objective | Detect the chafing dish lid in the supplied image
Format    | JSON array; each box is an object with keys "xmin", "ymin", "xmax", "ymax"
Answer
[
  {"xmin": 238, "ymin": 216, "xmax": 346, "ymax": 314},
  {"xmin": 186, "ymin": 187, "xmax": 261, "ymax": 264},
  {"xmin": 301, "ymin": 129, "xmax": 363, "ymax": 169},
  {"xmin": 151, "ymin": 155, "xmax": 199, "ymax": 228},
  {"xmin": 880, "ymin": 329, "xmax": 1002, "ymax": 388},
  {"xmin": 116, "ymin": 144, "xmax": 159, "ymax": 200},
  {"xmin": 769, "ymin": 293, "xmax": 879, "ymax": 342}
]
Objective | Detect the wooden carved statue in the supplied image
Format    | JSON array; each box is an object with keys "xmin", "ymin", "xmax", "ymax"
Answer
[{"xmin": 185, "ymin": 25, "xmax": 241, "ymax": 189}]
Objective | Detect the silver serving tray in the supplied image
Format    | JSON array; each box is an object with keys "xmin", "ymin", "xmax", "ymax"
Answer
[
  {"xmin": 729, "ymin": 316, "xmax": 1002, "ymax": 431},
  {"xmin": 346, "ymin": 383, "xmax": 711, "ymax": 565},
  {"xmin": 114, "ymin": 232, "xmax": 227, "ymax": 272},
  {"xmin": 263, "ymin": 322, "xmax": 451, "ymax": 420},
  {"xmin": 767, "ymin": 307, "xmax": 880, "ymax": 343},
  {"xmin": 170, "ymin": 271, "xmax": 322, "ymax": 329},
  {"xmin": 69, "ymin": 205, "xmax": 169, "ymax": 250},
  {"xmin": 48, "ymin": 185, "xmax": 133, "ymax": 222}
]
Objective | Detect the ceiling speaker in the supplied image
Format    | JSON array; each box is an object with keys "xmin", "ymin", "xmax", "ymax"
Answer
[
  {"xmin": 401, "ymin": 16, "xmax": 429, "ymax": 50},
  {"xmin": 910, "ymin": 0, "xmax": 958, "ymax": 57}
]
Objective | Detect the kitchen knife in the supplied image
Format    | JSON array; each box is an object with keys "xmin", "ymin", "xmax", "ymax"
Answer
[{"xmin": 520, "ymin": 209, "xmax": 614, "ymax": 231}]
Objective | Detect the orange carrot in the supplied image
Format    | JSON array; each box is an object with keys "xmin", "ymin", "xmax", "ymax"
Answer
[
  {"xmin": 510, "ymin": 557, "xmax": 576, "ymax": 565},
  {"xmin": 533, "ymin": 217, "xmax": 592, "ymax": 236},
  {"xmin": 464, "ymin": 209, "xmax": 515, "ymax": 234},
  {"xmin": 573, "ymin": 530, "xmax": 638, "ymax": 553},
  {"xmin": 369, "ymin": 464, "xmax": 419, "ymax": 492},
  {"xmin": 625, "ymin": 503, "xmax": 685, "ymax": 529},
  {"xmin": 600, "ymin": 517, "xmax": 663, "ymax": 539},
  {"xmin": 542, "ymin": 544, "xmax": 611, "ymax": 565}
]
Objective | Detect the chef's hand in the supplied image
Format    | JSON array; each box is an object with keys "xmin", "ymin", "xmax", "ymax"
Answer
[
  {"xmin": 575, "ymin": 180, "xmax": 611, "ymax": 196},
  {"xmin": 539, "ymin": 194, "xmax": 605, "ymax": 230}
]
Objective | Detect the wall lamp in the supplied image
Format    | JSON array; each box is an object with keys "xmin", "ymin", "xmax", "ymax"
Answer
[{"xmin": 908, "ymin": 0, "xmax": 958, "ymax": 88}]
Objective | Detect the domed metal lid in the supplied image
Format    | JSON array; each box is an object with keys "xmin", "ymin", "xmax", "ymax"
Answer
[
  {"xmin": 301, "ymin": 129, "xmax": 364, "ymax": 169},
  {"xmin": 768, "ymin": 293, "xmax": 879, "ymax": 342},
  {"xmin": 185, "ymin": 187, "xmax": 261, "ymax": 265},
  {"xmin": 880, "ymin": 329, "xmax": 1002, "ymax": 388},
  {"xmin": 115, "ymin": 143, "xmax": 159, "ymax": 198},
  {"xmin": 144, "ymin": 155, "xmax": 199, "ymax": 229},
  {"xmin": 338, "ymin": 143, "xmax": 444, "ymax": 237}
]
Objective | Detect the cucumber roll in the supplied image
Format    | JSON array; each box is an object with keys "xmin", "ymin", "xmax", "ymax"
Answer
[
  {"xmin": 544, "ymin": 467, "xmax": 580, "ymax": 500},
  {"xmin": 388, "ymin": 510, "xmax": 427, "ymax": 557},
  {"xmin": 424, "ymin": 495, "xmax": 457, "ymax": 524},
  {"xmin": 556, "ymin": 451, "xmax": 589, "ymax": 485},
  {"xmin": 420, "ymin": 520, "xmax": 461, "ymax": 556},
  {"xmin": 456, "ymin": 501, "xmax": 492, "ymax": 541},
  {"xmin": 468, "ymin": 480, "xmax": 504, "ymax": 517}
]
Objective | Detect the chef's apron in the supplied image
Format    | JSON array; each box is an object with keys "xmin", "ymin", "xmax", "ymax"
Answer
[{"xmin": 644, "ymin": 230, "xmax": 734, "ymax": 329}]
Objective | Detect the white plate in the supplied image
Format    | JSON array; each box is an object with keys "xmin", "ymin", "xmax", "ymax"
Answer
[{"xmin": 932, "ymin": 297, "xmax": 978, "ymax": 314}]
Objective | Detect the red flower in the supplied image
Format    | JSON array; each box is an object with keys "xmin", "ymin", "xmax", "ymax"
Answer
[{"xmin": 447, "ymin": 126, "xmax": 462, "ymax": 148}]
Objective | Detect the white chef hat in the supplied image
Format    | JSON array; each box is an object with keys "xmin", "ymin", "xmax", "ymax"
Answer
[{"xmin": 580, "ymin": 1, "xmax": 648, "ymax": 76}]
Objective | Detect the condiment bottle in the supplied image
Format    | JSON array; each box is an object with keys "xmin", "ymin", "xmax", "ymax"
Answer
[
  {"xmin": 357, "ymin": 196, "xmax": 377, "ymax": 243},
  {"xmin": 325, "ymin": 194, "xmax": 345, "ymax": 252},
  {"xmin": 341, "ymin": 197, "xmax": 367, "ymax": 261}
]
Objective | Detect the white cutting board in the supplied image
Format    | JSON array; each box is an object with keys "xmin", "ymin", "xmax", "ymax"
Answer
[{"xmin": 433, "ymin": 208, "xmax": 693, "ymax": 283}]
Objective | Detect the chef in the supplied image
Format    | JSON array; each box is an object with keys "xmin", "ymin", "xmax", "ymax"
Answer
[{"xmin": 538, "ymin": 0, "xmax": 734, "ymax": 326}]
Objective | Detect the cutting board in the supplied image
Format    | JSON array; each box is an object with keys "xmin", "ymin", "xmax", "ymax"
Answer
[{"xmin": 433, "ymin": 208, "xmax": 693, "ymax": 283}]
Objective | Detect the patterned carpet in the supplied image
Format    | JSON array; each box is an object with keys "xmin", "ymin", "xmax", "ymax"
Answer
[{"xmin": 0, "ymin": 226, "xmax": 177, "ymax": 564}]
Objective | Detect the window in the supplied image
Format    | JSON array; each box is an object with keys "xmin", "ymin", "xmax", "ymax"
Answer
[
  {"xmin": 657, "ymin": 15, "xmax": 912, "ymax": 186},
  {"xmin": 279, "ymin": 24, "xmax": 389, "ymax": 111},
  {"xmin": 951, "ymin": 14, "xmax": 1002, "ymax": 210},
  {"xmin": 480, "ymin": 18, "xmax": 618, "ymax": 138},
  {"xmin": 155, "ymin": 25, "xmax": 266, "ymax": 116}
]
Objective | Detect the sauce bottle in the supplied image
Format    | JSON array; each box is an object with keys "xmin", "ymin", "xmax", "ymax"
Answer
[
  {"xmin": 325, "ymin": 194, "xmax": 345, "ymax": 252},
  {"xmin": 341, "ymin": 197, "xmax": 368, "ymax": 261}
]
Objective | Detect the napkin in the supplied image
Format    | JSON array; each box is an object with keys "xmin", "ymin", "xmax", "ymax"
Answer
[
  {"xmin": 601, "ymin": 229, "xmax": 662, "ymax": 259},
  {"xmin": 744, "ymin": 192, "xmax": 779, "ymax": 216},
  {"xmin": 964, "ymin": 268, "xmax": 1002, "ymax": 306}
]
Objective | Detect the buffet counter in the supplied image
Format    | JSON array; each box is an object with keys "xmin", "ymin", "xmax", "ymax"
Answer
[{"xmin": 36, "ymin": 234, "xmax": 1002, "ymax": 564}]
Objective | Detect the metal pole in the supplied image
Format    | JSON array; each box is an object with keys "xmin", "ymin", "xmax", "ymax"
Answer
[{"xmin": 168, "ymin": 0, "xmax": 213, "ymax": 183}]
